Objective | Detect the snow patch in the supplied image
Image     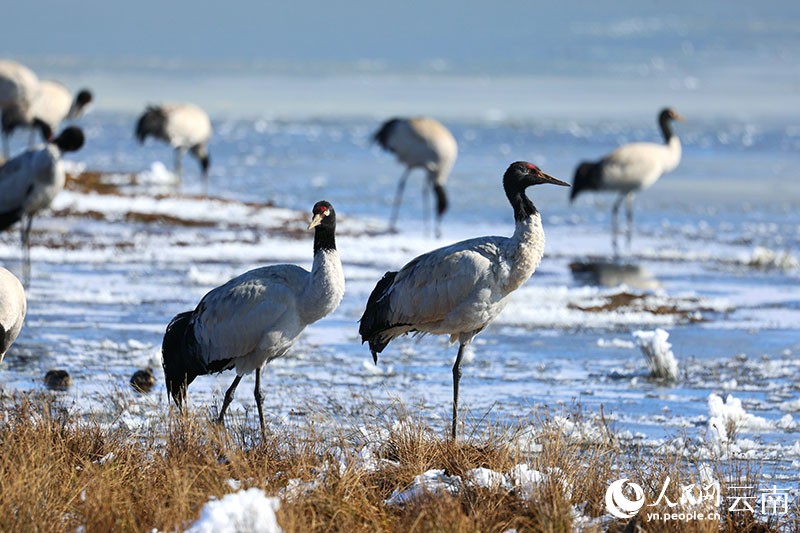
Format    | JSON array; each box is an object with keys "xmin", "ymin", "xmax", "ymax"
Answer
[
  {"xmin": 187, "ymin": 488, "xmax": 281, "ymax": 533},
  {"xmin": 385, "ymin": 463, "xmax": 548, "ymax": 505},
  {"xmin": 385, "ymin": 469, "xmax": 462, "ymax": 505},
  {"xmin": 466, "ymin": 467, "xmax": 510, "ymax": 490},
  {"xmin": 508, "ymin": 464, "xmax": 547, "ymax": 500},
  {"xmin": 137, "ymin": 161, "xmax": 178, "ymax": 185}
]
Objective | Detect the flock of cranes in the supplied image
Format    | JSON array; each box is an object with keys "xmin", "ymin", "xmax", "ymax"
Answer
[
  {"xmin": 0, "ymin": 60, "xmax": 92, "ymax": 158},
  {"xmin": 0, "ymin": 58, "xmax": 687, "ymax": 440}
]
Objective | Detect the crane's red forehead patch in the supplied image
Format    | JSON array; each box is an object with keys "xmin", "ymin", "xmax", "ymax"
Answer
[
  {"xmin": 314, "ymin": 205, "xmax": 329, "ymax": 215},
  {"xmin": 525, "ymin": 163, "xmax": 539, "ymax": 171}
]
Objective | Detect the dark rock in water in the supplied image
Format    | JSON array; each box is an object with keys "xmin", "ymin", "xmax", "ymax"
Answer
[
  {"xmin": 44, "ymin": 369, "xmax": 72, "ymax": 391},
  {"xmin": 130, "ymin": 368, "xmax": 156, "ymax": 393},
  {"xmin": 569, "ymin": 259, "xmax": 660, "ymax": 290}
]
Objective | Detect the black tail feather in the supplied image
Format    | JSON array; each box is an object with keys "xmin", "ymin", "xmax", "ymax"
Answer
[
  {"xmin": 0, "ymin": 323, "xmax": 9, "ymax": 361},
  {"xmin": 359, "ymin": 270, "xmax": 401, "ymax": 362},
  {"xmin": 162, "ymin": 311, "xmax": 198, "ymax": 406},
  {"xmin": 0, "ymin": 208, "xmax": 23, "ymax": 233},
  {"xmin": 571, "ymin": 161, "xmax": 603, "ymax": 201},
  {"xmin": 162, "ymin": 310, "xmax": 234, "ymax": 407},
  {"xmin": 373, "ymin": 118, "xmax": 400, "ymax": 152}
]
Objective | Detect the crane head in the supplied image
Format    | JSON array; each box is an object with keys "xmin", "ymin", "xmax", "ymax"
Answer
[
  {"xmin": 53, "ymin": 127, "xmax": 85, "ymax": 153},
  {"xmin": 506, "ymin": 161, "xmax": 570, "ymax": 188},
  {"xmin": 308, "ymin": 200, "xmax": 335, "ymax": 230},
  {"xmin": 660, "ymin": 108, "xmax": 685, "ymax": 123}
]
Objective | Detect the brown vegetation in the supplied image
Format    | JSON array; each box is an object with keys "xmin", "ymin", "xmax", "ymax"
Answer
[
  {"xmin": 66, "ymin": 170, "xmax": 131, "ymax": 196},
  {"xmin": 569, "ymin": 291, "xmax": 710, "ymax": 321},
  {"xmin": 0, "ymin": 393, "xmax": 789, "ymax": 533}
]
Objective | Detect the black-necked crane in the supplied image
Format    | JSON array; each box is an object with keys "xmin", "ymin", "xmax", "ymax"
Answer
[
  {"xmin": 373, "ymin": 117, "xmax": 457, "ymax": 238},
  {"xmin": 570, "ymin": 108, "xmax": 685, "ymax": 255},
  {"xmin": 2, "ymin": 80, "xmax": 93, "ymax": 146},
  {"xmin": 0, "ymin": 59, "xmax": 40, "ymax": 159},
  {"xmin": 135, "ymin": 103, "xmax": 212, "ymax": 191},
  {"xmin": 359, "ymin": 161, "xmax": 569, "ymax": 439},
  {"xmin": 162, "ymin": 201, "xmax": 345, "ymax": 438},
  {"xmin": 0, "ymin": 266, "xmax": 26, "ymax": 363},
  {"xmin": 0, "ymin": 126, "xmax": 85, "ymax": 285}
]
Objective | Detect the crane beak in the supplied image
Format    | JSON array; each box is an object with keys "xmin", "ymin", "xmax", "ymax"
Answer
[
  {"xmin": 536, "ymin": 172, "xmax": 571, "ymax": 187},
  {"xmin": 308, "ymin": 213, "xmax": 324, "ymax": 229},
  {"xmin": 674, "ymin": 112, "xmax": 686, "ymax": 122}
]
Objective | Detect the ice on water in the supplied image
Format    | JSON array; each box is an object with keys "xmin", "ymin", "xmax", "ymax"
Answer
[{"xmin": 633, "ymin": 328, "xmax": 679, "ymax": 381}]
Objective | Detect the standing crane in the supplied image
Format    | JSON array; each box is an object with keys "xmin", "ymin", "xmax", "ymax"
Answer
[
  {"xmin": 0, "ymin": 126, "xmax": 85, "ymax": 285},
  {"xmin": 0, "ymin": 59, "xmax": 40, "ymax": 159},
  {"xmin": 2, "ymin": 80, "xmax": 92, "ymax": 145},
  {"xmin": 135, "ymin": 103, "xmax": 212, "ymax": 192},
  {"xmin": 0, "ymin": 266, "xmax": 25, "ymax": 362},
  {"xmin": 162, "ymin": 201, "xmax": 345, "ymax": 439},
  {"xmin": 359, "ymin": 161, "xmax": 569, "ymax": 439},
  {"xmin": 571, "ymin": 108, "xmax": 685, "ymax": 255},
  {"xmin": 373, "ymin": 117, "xmax": 457, "ymax": 238}
]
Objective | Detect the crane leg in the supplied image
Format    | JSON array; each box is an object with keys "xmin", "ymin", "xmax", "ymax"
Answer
[
  {"xmin": 624, "ymin": 193, "xmax": 635, "ymax": 250},
  {"xmin": 218, "ymin": 374, "xmax": 243, "ymax": 425},
  {"xmin": 174, "ymin": 148, "xmax": 184, "ymax": 185},
  {"xmin": 451, "ymin": 343, "xmax": 466, "ymax": 440},
  {"xmin": 254, "ymin": 367, "xmax": 267, "ymax": 441},
  {"xmin": 389, "ymin": 168, "xmax": 411, "ymax": 232},
  {"xmin": 422, "ymin": 181, "xmax": 431, "ymax": 236},
  {"xmin": 611, "ymin": 194, "xmax": 625, "ymax": 258},
  {"xmin": 20, "ymin": 215, "xmax": 33, "ymax": 288}
]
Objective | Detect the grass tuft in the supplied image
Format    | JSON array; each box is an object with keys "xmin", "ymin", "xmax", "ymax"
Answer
[{"xmin": 0, "ymin": 393, "xmax": 791, "ymax": 532}]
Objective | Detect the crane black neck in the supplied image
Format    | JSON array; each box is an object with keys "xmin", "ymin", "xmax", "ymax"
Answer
[
  {"xmin": 313, "ymin": 222, "xmax": 337, "ymax": 254},
  {"xmin": 505, "ymin": 185, "xmax": 538, "ymax": 222},
  {"xmin": 659, "ymin": 114, "xmax": 676, "ymax": 143}
]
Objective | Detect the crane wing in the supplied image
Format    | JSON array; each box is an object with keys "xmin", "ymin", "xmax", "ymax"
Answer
[
  {"xmin": 0, "ymin": 151, "xmax": 44, "ymax": 215},
  {"xmin": 191, "ymin": 265, "xmax": 308, "ymax": 365},
  {"xmin": 33, "ymin": 81, "xmax": 72, "ymax": 128},
  {"xmin": 386, "ymin": 237, "xmax": 504, "ymax": 326},
  {"xmin": 164, "ymin": 104, "xmax": 212, "ymax": 147},
  {"xmin": 601, "ymin": 142, "xmax": 670, "ymax": 189}
]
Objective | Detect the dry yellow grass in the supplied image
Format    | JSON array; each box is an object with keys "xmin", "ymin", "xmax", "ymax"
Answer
[{"xmin": 0, "ymin": 393, "xmax": 790, "ymax": 532}]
